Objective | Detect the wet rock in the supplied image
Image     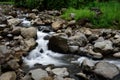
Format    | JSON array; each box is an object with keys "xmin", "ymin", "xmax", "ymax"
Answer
[
  {"xmin": 52, "ymin": 21, "xmax": 64, "ymax": 31},
  {"xmin": 68, "ymin": 32, "xmax": 88, "ymax": 47},
  {"xmin": 21, "ymin": 27, "xmax": 37, "ymax": 39},
  {"xmin": 29, "ymin": 68, "xmax": 48, "ymax": 80},
  {"xmin": 0, "ymin": 71, "xmax": 16, "ymax": 80},
  {"xmin": 52, "ymin": 68, "xmax": 69, "ymax": 77},
  {"xmin": 7, "ymin": 18, "xmax": 21, "ymax": 26},
  {"xmin": 48, "ymin": 35, "xmax": 69, "ymax": 53},
  {"xmin": 7, "ymin": 59, "xmax": 20, "ymax": 70},
  {"xmin": 38, "ymin": 26, "xmax": 52, "ymax": 32},
  {"xmin": 93, "ymin": 62, "xmax": 120, "ymax": 79},
  {"xmin": 88, "ymin": 34, "xmax": 98, "ymax": 44},
  {"xmin": 68, "ymin": 46, "xmax": 79, "ymax": 53},
  {"xmin": 113, "ymin": 52, "xmax": 120, "ymax": 58}
]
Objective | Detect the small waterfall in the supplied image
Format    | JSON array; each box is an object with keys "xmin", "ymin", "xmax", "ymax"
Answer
[{"xmin": 23, "ymin": 31, "xmax": 67, "ymax": 67}]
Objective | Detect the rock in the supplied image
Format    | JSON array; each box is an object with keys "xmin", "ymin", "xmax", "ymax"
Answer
[
  {"xmin": 76, "ymin": 72, "xmax": 88, "ymax": 80},
  {"xmin": 24, "ymin": 38, "xmax": 36, "ymax": 51},
  {"xmin": 112, "ymin": 38, "xmax": 120, "ymax": 47},
  {"xmin": 70, "ymin": 13, "xmax": 75, "ymax": 20},
  {"xmin": 21, "ymin": 27, "xmax": 37, "ymax": 39},
  {"xmin": 81, "ymin": 58, "xmax": 95, "ymax": 70},
  {"xmin": 51, "ymin": 21, "xmax": 64, "ymax": 31},
  {"xmin": 21, "ymin": 20, "xmax": 31, "ymax": 27},
  {"xmin": 88, "ymin": 48, "xmax": 103, "ymax": 59},
  {"xmin": 68, "ymin": 46, "xmax": 79, "ymax": 53},
  {"xmin": 7, "ymin": 34, "xmax": 13, "ymax": 39},
  {"xmin": 67, "ymin": 20, "xmax": 76, "ymax": 26},
  {"xmin": 32, "ymin": 9, "xmax": 39, "ymax": 13},
  {"xmin": 54, "ymin": 75, "xmax": 64, "ymax": 80},
  {"xmin": 7, "ymin": 18, "xmax": 21, "ymax": 26},
  {"xmin": 22, "ymin": 73, "xmax": 33, "ymax": 80},
  {"xmin": 0, "ymin": 45, "xmax": 9, "ymax": 54},
  {"xmin": 27, "ymin": 13, "xmax": 36, "ymax": 19},
  {"xmin": 12, "ymin": 27, "xmax": 21, "ymax": 36},
  {"xmin": 65, "ymin": 27, "xmax": 72, "ymax": 37},
  {"xmin": 0, "ymin": 71, "xmax": 16, "ymax": 80},
  {"xmin": 0, "ymin": 16, "xmax": 7, "ymax": 24},
  {"xmin": 113, "ymin": 52, "xmax": 120, "ymax": 58},
  {"xmin": 0, "ymin": 24, "xmax": 7, "ymax": 31},
  {"xmin": 64, "ymin": 78, "xmax": 75, "ymax": 80},
  {"xmin": 7, "ymin": 59, "xmax": 20, "ymax": 70},
  {"xmin": 38, "ymin": 26, "xmax": 52, "ymax": 32},
  {"xmin": 94, "ymin": 40, "xmax": 113, "ymax": 54},
  {"xmin": 88, "ymin": 34, "xmax": 98, "ymax": 44},
  {"xmin": 48, "ymin": 35, "xmax": 68, "ymax": 53},
  {"xmin": 41, "ymin": 76, "xmax": 53, "ymax": 80},
  {"xmin": 52, "ymin": 68, "xmax": 69, "ymax": 77},
  {"xmin": 29, "ymin": 68, "xmax": 48, "ymax": 80},
  {"xmin": 93, "ymin": 62, "xmax": 120, "ymax": 79},
  {"xmin": 68, "ymin": 32, "xmax": 88, "ymax": 47}
]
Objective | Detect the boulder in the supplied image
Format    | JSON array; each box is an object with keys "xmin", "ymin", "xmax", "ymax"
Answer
[
  {"xmin": 12, "ymin": 27, "xmax": 21, "ymax": 36},
  {"xmin": 21, "ymin": 27, "xmax": 37, "ymax": 39},
  {"xmin": 51, "ymin": 21, "xmax": 64, "ymax": 31},
  {"xmin": 7, "ymin": 18, "xmax": 21, "ymax": 26},
  {"xmin": 27, "ymin": 13, "xmax": 36, "ymax": 19},
  {"xmin": 0, "ymin": 71, "xmax": 16, "ymax": 80},
  {"xmin": 52, "ymin": 68, "xmax": 69, "ymax": 77},
  {"xmin": 113, "ymin": 52, "xmax": 120, "ymax": 58},
  {"xmin": 7, "ymin": 59, "xmax": 20, "ymax": 70},
  {"xmin": 48, "ymin": 35, "xmax": 69, "ymax": 53},
  {"xmin": 29, "ymin": 68, "xmax": 48, "ymax": 80},
  {"xmin": 68, "ymin": 33, "xmax": 88, "ymax": 47},
  {"xmin": 94, "ymin": 40, "xmax": 113, "ymax": 54},
  {"xmin": 24, "ymin": 38, "xmax": 36, "ymax": 51},
  {"xmin": 93, "ymin": 62, "xmax": 120, "ymax": 79}
]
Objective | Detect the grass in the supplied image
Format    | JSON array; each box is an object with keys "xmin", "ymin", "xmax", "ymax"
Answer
[
  {"xmin": 0, "ymin": 2, "xmax": 14, "ymax": 5},
  {"xmin": 61, "ymin": 1, "xmax": 120, "ymax": 29}
]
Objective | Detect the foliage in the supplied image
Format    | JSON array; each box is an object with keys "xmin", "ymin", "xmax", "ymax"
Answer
[{"xmin": 61, "ymin": 1, "xmax": 120, "ymax": 28}]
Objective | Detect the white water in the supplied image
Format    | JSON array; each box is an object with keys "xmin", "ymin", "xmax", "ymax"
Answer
[{"xmin": 23, "ymin": 31, "xmax": 67, "ymax": 67}]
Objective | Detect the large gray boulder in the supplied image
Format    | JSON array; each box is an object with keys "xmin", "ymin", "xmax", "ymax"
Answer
[
  {"xmin": 68, "ymin": 32, "xmax": 88, "ymax": 47},
  {"xmin": 29, "ymin": 68, "xmax": 48, "ymax": 80},
  {"xmin": 0, "ymin": 71, "xmax": 16, "ymax": 80},
  {"xmin": 94, "ymin": 40, "xmax": 113, "ymax": 55},
  {"xmin": 93, "ymin": 62, "xmax": 120, "ymax": 79}
]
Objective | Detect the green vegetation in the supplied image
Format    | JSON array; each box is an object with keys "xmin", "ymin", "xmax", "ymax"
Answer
[
  {"xmin": 0, "ymin": 2, "xmax": 14, "ymax": 5},
  {"xmin": 61, "ymin": 1, "xmax": 120, "ymax": 28}
]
